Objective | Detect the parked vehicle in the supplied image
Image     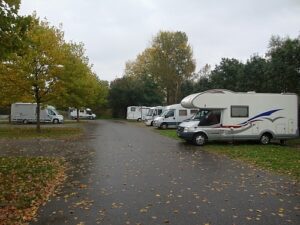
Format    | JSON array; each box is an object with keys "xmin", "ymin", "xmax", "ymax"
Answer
[
  {"xmin": 70, "ymin": 108, "xmax": 96, "ymax": 120},
  {"xmin": 177, "ymin": 89, "xmax": 299, "ymax": 146},
  {"xmin": 153, "ymin": 104, "xmax": 198, "ymax": 129},
  {"xmin": 11, "ymin": 103, "xmax": 64, "ymax": 124},
  {"xmin": 144, "ymin": 106, "xmax": 165, "ymax": 126},
  {"xmin": 126, "ymin": 106, "xmax": 150, "ymax": 121}
]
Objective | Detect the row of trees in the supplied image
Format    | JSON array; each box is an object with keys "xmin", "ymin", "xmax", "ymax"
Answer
[
  {"xmin": 0, "ymin": 0, "xmax": 108, "ymax": 130},
  {"xmin": 109, "ymin": 31, "xmax": 300, "ymax": 118}
]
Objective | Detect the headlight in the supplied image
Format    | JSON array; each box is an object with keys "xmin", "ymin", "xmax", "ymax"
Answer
[{"xmin": 184, "ymin": 127, "xmax": 195, "ymax": 132}]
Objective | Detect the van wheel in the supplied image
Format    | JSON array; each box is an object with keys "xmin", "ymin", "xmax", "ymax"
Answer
[
  {"xmin": 193, "ymin": 133, "xmax": 207, "ymax": 146},
  {"xmin": 260, "ymin": 133, "xmax": 271, "ymax": 145},
  {"xmin": 53, "ymin": 119, "xmax": 59, "ymax": 124},
  {"xmin": 23, "ymin": 119, "xmax": 28, "ymax": 124},
  {"xmin": 137, "ymin": 118, "xmax": 142, "ymax": 122},
  {"xmin": 161, "ymin": 123, "xmax": 168, "ymax": 129}
]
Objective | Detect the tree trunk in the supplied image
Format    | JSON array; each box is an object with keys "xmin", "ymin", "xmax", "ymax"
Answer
[
  {"xmin": 36, "ymin": 101, "xmax": 41, "ymax": 133},
  {"xmin": 76, "ymin": 108, "xmax": 80, "ymax": 123}
]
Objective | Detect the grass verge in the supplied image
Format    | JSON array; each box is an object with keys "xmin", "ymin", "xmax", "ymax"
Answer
[
  {"xmin": 0, "ymin": 127, "xmax": 82, "ymax": 139},
  {"xmin": 0, "ymin": 157, "xmax": 66, "ymax": 224},
  {"xmin": 156, "ymin": 129, "xmax": 300, "ymax": 180}
]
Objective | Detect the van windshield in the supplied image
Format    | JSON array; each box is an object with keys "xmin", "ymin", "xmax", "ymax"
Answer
[{"xmin": 147, "ymin": 109, "xmax": 154, "ymax": 116}]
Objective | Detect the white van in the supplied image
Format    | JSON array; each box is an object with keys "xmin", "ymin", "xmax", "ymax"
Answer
[
  {"xmin": 126, "ymin": 106, "xmax": 150, "ymax": 121},
  {"xmin": 11, "ymin": 103, "xmax": 64, "ymax": 124},
  {"xmin": 70, "ymin": 108, "xmax": 96, "ymax": 120},
  {"xmin": 153, "ymin": 104, "xmax": 198, "ymax": 129},
  {"xmin": 177, "ymin": 89, "xmax": 299, "ymax": 145},
  {"xmin": 144, "ymin": 106, "xmax": 165, "ymax": 126}
]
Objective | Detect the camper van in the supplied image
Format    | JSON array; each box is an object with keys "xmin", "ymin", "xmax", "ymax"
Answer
[
  {"xmin": 70, "ymin": 108, "xmax": 96, "ymax": 120},
  {"xmin": 153, "ymin": 104, "xmax": 198, "ymax": 129},
  {"xmin": 11, "ymin": 103, "xmax": 64, "ymax": 124},
  {"xmin": 177, "ymin": 89, "xmax": 299, "ymax": 145},
  {"xmin": 144, "ymin": 106, "xmax": 165, "ymax": 126},
  {"xmin": 126, "ymin": 106, "xmax": 150, "ymax": 121}
]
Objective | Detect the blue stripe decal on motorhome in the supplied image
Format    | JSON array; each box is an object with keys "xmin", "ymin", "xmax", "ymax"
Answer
[{"xmin": 239, "ymin": 109, "xmax": 282, "ymax": 125}]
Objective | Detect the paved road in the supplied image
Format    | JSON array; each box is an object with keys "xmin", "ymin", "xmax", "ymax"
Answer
[{"xmin": 3, "ymin": 120, "xmax": 299, "ymax": 225}]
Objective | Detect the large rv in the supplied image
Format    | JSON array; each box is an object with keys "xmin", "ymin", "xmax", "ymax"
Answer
[
  {"xmin": 126, "ymin": 106, "xmax": 150, "ymax": 121},
  {"xmin": 144, "ymin": 106, "xmax": 165, "ymax": 126},
  {"xmin": 153, "ymin": 104, "xmax": 198, "ymax": 129},
  {"xmin": 11, "ymin": 103, "xmax": 64, "ymax": 124},
  {"xmin": 177, "ymin": 89, "xmax": 299, "ymax": 145}
]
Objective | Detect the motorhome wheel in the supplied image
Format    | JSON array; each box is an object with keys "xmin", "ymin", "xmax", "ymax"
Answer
[
  {"xmin": 193, "ymin": 133, "xmax": 207, "ymax": 146},
  {"xmin": 137, "ymin": 118, "xmax": 142, "ymax": 122},
  {"xmin": 23, "ymin": 119, "xmax": 28, "ymax": 124},
  {"xmin": 53, "ymin": 119, "xmax": 59, "ymax": 124},
  {"xmin": 260, "ymin": 133, "xmax": 271, "ymax": 145}
]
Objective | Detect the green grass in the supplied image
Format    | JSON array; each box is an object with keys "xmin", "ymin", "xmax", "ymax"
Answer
[
  {"xmin": 0, "ymin": 127, "xmax": 82, "ymax": 139},
  {"xmin": 156, "ymin": 129, "xmax": 300, "ymax": 180},
  {"xmin": 155, "ymin": 129, "xmax": 181, "ymax": 140},
  {"xmin": 0, "ymin": 157, "xmax": 65, "ymax": 224}
]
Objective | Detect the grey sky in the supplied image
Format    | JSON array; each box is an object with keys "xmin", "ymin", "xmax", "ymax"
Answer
[{"xmin": 19, "ymin": 0, "xmax": 300, "ymax": 82}]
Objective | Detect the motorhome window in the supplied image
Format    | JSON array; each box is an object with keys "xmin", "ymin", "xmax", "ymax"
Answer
[
  {"xmin": 231, "ymin": 106, "xmax": 249, "ymax": 117},
  {"xmin": 131, "ymin": 107, "xmax": 136, "ymax": 112},
  {"xmin": 179, "ymin": 110, "xmax": 187, "ymax": 116},
  {"xmin": 80, "ymin": 109, "xmax": 84, "ymax": 113},
  {"xmin": 158, "ymin": 109, "xmax": 163, "ymax": 115}
]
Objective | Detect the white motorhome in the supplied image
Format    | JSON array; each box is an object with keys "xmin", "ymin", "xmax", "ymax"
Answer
[
  {"xmin": 153, "ymin": 104, "xmax": 198, "ymax": 129},
  {"xmin": 70, "ymin": 108, "xmax": 96, "ymax": 120},
  {"xmin": 11, "ymin": 103, "xmax": 64, "ymax": 124},
  {"xmin": 144, "ymin": 106, "xmax": 165, "ymax": 126},
  {"xmin": 126, "ymin": 106, "xmax": 150, "ymax": 121},
  {"xmin": 177, "ymin": 89, "xmax": 299, "ymax": 145}
]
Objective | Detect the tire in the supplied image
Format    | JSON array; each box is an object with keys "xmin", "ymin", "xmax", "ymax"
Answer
[
  {"xmin": 53, "ymin": 119, "xmax": 59, "ymax": 124},
  {"xmin": 137, "ymin": 118, "xmax": 142, "ymax": 122},
  {"xmin": 193, "ymin": 133, "xmax": 207, "ymax": 146},
  {"xmin": 260, "ymin": 133, "xmax": 271, "ymax": 145},
  {"xmin": 160, "ymin": 123, "xmax": 168, "ymax": 129},
  {"xmin": 23, "ymin": 119, "xmax": 28, "ymax": 124},
  {"xmin": 150, "ymin": 121, "xmax": 153, "ymax": 126}
]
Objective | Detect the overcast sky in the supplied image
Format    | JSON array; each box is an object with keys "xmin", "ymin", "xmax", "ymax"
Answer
[{"xmin": 19, "ymin": 0, "xmax": 300, "ymax": 82}]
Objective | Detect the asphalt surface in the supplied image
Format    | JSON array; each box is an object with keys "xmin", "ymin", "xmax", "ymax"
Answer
[{"xmin": 1, "ymin": 120, "xmax": 299, "ymax": 225}]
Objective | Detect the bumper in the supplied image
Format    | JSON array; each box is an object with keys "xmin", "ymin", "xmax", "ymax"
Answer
[
  {"xmin": 177, "ymin": 131, "xmax": 194, "ymax": 140},
  {"xmin": 144, "ymin": 119, "xmax": 153, "ymax": 126},
  {"xmin": 153, "ymin": 121, "xmax": 162, "ymax": 128}
]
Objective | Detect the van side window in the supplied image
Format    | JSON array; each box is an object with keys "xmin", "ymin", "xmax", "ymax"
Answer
[
  {"xmin": 166, "ymin": 109, "xmax": 175, "ymax": 117},
  {"xmin": 199, "ymin": 110, "xmax": 221, "ymax": 126},
  {"xmin": 231, "ymin": 106, "xmax": 249, "ymax": 117},
  {"xmin": 191, "ymin": 110, "xmax": 198, "ymax": 115},
  {"xmin": 158, "ymin": 109, "xmax": 162, "ymax": 115},
  {"xmin": 131, "ymin": 107, "xmax": 136, "ymax": 112}
]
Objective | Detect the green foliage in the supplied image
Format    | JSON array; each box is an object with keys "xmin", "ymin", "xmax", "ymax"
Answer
[{"xmin": 180, "ymin": 35, "xmax": 300, "ymax": 97}]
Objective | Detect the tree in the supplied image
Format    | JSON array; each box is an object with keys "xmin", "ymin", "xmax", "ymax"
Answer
[
  {"xmin": 210, "ymin": 58, "xmax": 244, "ymax": 91},
  {"xmin": 150, "ymin": 31, "xmax": 196, "ymax": 104},
  {"xmin": 1, "ymin": 17, "xmax": 66, "ymax": 131},
  {"xmin": 266, "ymin": 35, "xmax": 300, "ymax": 95}
]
